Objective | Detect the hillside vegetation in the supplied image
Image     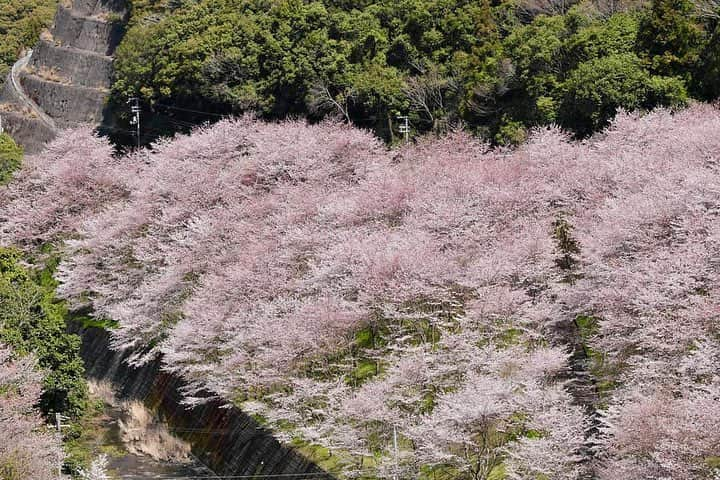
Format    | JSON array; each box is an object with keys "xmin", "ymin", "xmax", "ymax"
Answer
[
  {"xmin": 1, "ymin": 134, "xmax": 88, "ymax": 421},
  {"xmin": 113, "ymin": 0, "xmax": 719, "ymax": 142},
  {"xmin": 0, "ymin": 247, "xmax": 88, "ymax": 419},
  {"xmin": 2, "ymin": 104, "xmax": 719, "ymax": 479},
  {"xmin": 0, "ymin": 0, "xmax": 57, "ymax": 82},
  {"xmin": 0, "ymin": 346, "xmax": 63, "ymax": 480},
  {"xmin": 0, "ymin": 133, "xmax": 92, "ymax": 477},
  {"xmin": 0, "ymin": 133, "xmax": 23, "ymax": 184}
]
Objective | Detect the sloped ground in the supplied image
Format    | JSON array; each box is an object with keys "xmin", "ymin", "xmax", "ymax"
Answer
[{"xmin": 2, "ymin": 104, "xmax": 719, "ymax": 479}]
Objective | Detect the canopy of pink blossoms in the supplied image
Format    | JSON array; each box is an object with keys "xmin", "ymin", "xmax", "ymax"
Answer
[{"xmin": 2, "ymin": 105, "xmax": 719, "ymax": 479}]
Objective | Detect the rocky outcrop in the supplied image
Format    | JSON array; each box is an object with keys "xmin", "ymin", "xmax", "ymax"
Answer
[{"xmin": 0, "ymin": 0, "xmax": 127, "ymax": 153}]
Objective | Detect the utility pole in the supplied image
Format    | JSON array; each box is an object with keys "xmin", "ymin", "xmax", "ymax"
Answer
[
  {"xmin": 55, "ymin": 413, "xmax": 70, "ymax": 478},
  {"xmin": 55, "ymin": 412, "xmax": 70, "ymax": 432},
  {"xmin": 397, "ymin": 115, "xmax": 410, "ymax": 144},
  {"xmin": 128, "ymin": 96, "xmax": 141, "ymax": 148}
]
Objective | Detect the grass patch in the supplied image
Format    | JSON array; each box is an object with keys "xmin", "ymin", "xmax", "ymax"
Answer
[
  {"xmin": 291, "ymin": 438, "xmax": 378, "ymax": 478},
  {"xmin": 574, "ymin": 315, "xmax": 619, "ymax": 400},
  {"xmin": 62, "ymin": 397, "xmax": 124, "ymax": 476}
]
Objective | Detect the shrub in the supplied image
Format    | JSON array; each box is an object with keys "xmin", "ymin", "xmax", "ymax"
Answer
[
  {"xmin": 0, "ymin": 0, "xmax": 57, "ymax": 81},
  {"xmin": 0, "ymin": 248, "xmax": 88, "ymax": 418},
  {"xmin": 560, "ymin": 52, "xmax": 687, "ymax": 134},
  {"xmin": 0, "ymin": 133, "xmax": 22, "ymax": 185}
]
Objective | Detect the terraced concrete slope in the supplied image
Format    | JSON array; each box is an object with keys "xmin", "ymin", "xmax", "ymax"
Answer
[{"xmin": 0, "ymin": 0, "xmax": 127, "ymax": 153}]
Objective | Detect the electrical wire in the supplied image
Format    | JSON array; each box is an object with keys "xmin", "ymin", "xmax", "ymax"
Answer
[
  {"xmin": 155, "ymin": 103, "xmax": 229, "ymax": 118},
  {"xmin": 153, "ymin": 112, "xmax": 203, "ymax": 129}
]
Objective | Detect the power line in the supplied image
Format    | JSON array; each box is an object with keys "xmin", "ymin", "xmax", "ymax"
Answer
[
  {"xmin": 155, "ymin": 103, "xmax": 228, "ymax": 118},
  {"xmin": 95, "ymin": 123, "xmax": 136, "ymax": 134},
  {"xmin": 153, "ymin": 111, "xmax": 203, "ymax": 129}
]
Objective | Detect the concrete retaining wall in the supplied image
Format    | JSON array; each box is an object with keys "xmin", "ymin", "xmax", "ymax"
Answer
[
  {"xmin": 0, "ymin": 0, "xmax": 126, "ymax": 151},
  {"xmin": 73, "ymin": 324, "xmax": 334, "ymax": 478},
  {"xmin": 1, "ymin": 73, "xmax": 23, "ymax": 107},
  {"xmin": 71, "ymin": 0, "xmax": 129, "ymax": 17},
  {"xmin": 0, "ymin": 110, "xmax": 57, "ymax": 154},
  {"xmin": 29, "ymin": 40, "xmax": 113, "ymax": 89},
  {"xmin": 1, "ymin": 72, "xmax": 57, "ymax": 153},
  {"xmin": 20, "ymin": 73, "xmax": 107, "ymax": 126},
  {"xmin": 52, "ymin": 6, "xmax": 125, "ymax": 56}
]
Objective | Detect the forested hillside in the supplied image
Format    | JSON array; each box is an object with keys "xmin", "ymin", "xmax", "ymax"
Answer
[
  {"xmin": 0, "ymin": 135, "xmax": 91, "ymax": 477},
  {"xmin": 113, "ymin": 0, "xmax": 719, "ymax": 143},
  {"xmin": 0, "ymin": 0, "xmax": 57, "ymax": 82},
  {"xmin": 2, "ymin": 104, "xmax": 719, "ymax": 479}
]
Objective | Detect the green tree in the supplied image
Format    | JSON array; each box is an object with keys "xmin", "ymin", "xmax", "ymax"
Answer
[
  {"xmin": 0, "ymin": 133, "xmax": 22, "ymax": 185},
  {"xmin": 349, "ymin": 61, "xmax": 407, "ymax": 140},
  {"xmin": 695, "ymin": 23, "xmax": 720, "ymax": 99},
  {"xmin": 637, "ymin": 0, "xmax": 706, "ymax": 80},
  {"xmin": 109, "ymin": 0, "xmax": 717, "ymax": 143},
  {"xmin": 565, "ymin": 11, "xmax": 640, "ymax": 68},
  {"xmin": 0, "ymin": 248, "xmax": 88, "ymax": 418},
  {"xmin": 112, "ymin": 0, "xmax": 501, "ymax": 140},
  {"xmin": 484, "ymin": 14, "xmax": 567, "ymax": 128},
  {"xmin": 560, "ymin": 52, "xmax": 687, "ymax": 134},
  {"xmin": 0, "ymin": 0, "xmax": 56, "ymax": 82}
]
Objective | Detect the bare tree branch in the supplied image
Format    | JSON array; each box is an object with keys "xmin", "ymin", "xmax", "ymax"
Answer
[
  {"xmin": 403, "ymin": 65, "xmax": 457, "ymax": 131},
  {"xmin": 308, "ymin": 83, "xmax": 354, "ymax": 124}
]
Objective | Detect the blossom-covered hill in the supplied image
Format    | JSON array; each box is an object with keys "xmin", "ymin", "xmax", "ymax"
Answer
[{"xmin": 2, "ymin": 104, "xmax": 719, "ymax": 479}]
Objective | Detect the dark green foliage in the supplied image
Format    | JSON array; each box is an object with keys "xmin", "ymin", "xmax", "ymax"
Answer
[
  {"xmin": 553, "ymin": 217, "xmax": 580, "ymax": 271},
  {"xmin": 112, "ymin": 0, "xmax": 497, "ymax": 141},
  {"xmin": 637, "ymin": 0, "xmax": 706, "ymax": 80},
  {"xmin": 695, "ymin": 24, "xmax": 720, "ymax": 99},
  {"xmin": 495, "ymin": 117, "xmax": 527, "ymax": 145},
  {"xmin": 0, "ymin": 133, "xmax": 22, "ymax": 184},
  {"xmin": 566, "ymin": 11, "xmax": 639, "ymax": 62},
  {"xmin": 560, "ymin": 53, "xmax": 687, "ymax": 134},
  {"xmin": 481, "ymin": 9, "xmax": 689, "ymax": 137},
  {"xmin": 111, "ymin": 0, "xmax": 719, "ymax": 142},
  {"xmin": 0, "ymin": 248, "xmax": 88, "ymax": 418}
]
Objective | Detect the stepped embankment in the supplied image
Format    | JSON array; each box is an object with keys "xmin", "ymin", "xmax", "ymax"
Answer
[
  {"xmin": 28, "ymin": 39, "xmax": 114, "ymax": 89},
  {"xmin": 0, "ymin": 0, "xmax": 126, "ymax": 152},
  {"xmin": 51, "ymin": 4, "xmax": 125, "ymax": 56},
  {"xmin": 20, "ymin": 72, "xmax": 109, "ymax": 127}
]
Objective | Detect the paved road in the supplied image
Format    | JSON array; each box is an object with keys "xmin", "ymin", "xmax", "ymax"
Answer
[{"xmin": 10, "ymin": 50, "xmax": 58, "ymax": 131}]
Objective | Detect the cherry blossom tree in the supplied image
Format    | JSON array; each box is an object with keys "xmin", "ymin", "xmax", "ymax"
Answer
[
  {"xmin": 78, "ymin": 454, "xmax": 110, "ymax": 480},
  {"xmin": 0, "ymin": 346, "xmax": 64, "ymax": 479},
  {"xmin": 3, "ymin": 104, "xmax": 720, "ymax": 477}
]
